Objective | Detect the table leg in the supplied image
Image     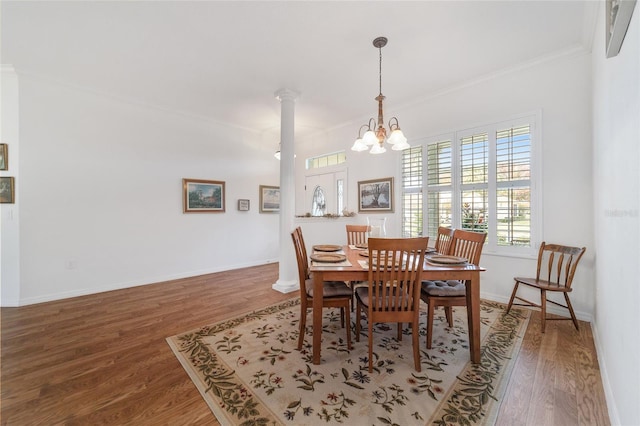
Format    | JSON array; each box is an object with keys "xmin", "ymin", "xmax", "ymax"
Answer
[
  {"xmin": 465, "ymin": 272, "xmax": 481, "ymax": 363},
  {"xmin": 312, "ymin": 272, "xmax": 323, "ymax": 364}
]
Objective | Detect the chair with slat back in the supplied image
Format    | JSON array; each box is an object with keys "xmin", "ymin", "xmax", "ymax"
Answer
[
  {"xmin": 434, "ymin": 226, "xmax": 453, "ymax": 254},
  {"xmin": 421, "ymin": 229, "xmax": 487, "ymax": 349},
  {"xmin": 346, "ymin": 225, "xmax": 369, "ymax": 246},
  {"xmin": 506, "ymin": 242, "xmax": 586, "ymax": 333},
  {"xmin": 345, "ymin": 224, "xmax": 371, "ymax": 310},
  {"xmin": 291, "ymin": 227, "xmax": 352, "ymax": 350},
  {"xmin": 355, "ymin": 237, "xmax": 429, "ymax": 372}
]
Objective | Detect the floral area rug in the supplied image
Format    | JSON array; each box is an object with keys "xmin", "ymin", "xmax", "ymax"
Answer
[{"xmin": 166, "ymin": 299, "xmax": 529, "ymax": 425}]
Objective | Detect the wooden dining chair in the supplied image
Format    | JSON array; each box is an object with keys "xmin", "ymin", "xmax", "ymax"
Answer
[
  {"xmin": 421, "ymin": 229, "xmax": 487, "ymax": 349},
  {"xmin": 355, "ymin": 237, "xmax": 429, "ymax": 372},
  {"xmin": 291, "ymin": 227, "xmax": 352, "ymax": 351},
  {"xmin": 434, "ymin": 226, "xmax": 454, "ymax": 254},
  {"xmin": 345, "ymin": 224, "xmax": 370, "ymax": 310},
  {"xmin": 346, "ymin": 224, "xmax": 369, "ymax": 246},
  {"xmin": 506, "ymin": 242, "xmax": 586, "ymax": 333}
]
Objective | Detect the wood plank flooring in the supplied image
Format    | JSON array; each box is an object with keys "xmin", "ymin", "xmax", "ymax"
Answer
[{"xmin": 1, "ymin": 263, "xmax": 609, "ymax": 425}]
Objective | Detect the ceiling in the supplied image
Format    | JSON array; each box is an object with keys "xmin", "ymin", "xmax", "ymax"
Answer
[{"xmin": 1, "ymin": 1, "xmax": 596, "ymax": 142}]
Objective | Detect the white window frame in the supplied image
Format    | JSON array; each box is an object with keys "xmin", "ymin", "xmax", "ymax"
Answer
[{"xmin": 403, "ymin": 111, "xmax": 542, "ymax": 257}]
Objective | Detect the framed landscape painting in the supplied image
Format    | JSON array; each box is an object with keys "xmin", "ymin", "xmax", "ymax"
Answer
[
  {"xmin": 0, "ymin": 144, "xmax": 7, "ymax": 170},
  {"xmin": 358, "ymin": 177, "xmax": 394, "ymax": 213},
  {"xmin": 259, "ymin": 185, "xmax": 280, "ymax": 213},
  {"xmin": 0, "ymin": 177, "xmax": 15, "ymax": 203},
  {"xmin": 183, "ymin": 178, "xmax": 225, "ymax": 213}
]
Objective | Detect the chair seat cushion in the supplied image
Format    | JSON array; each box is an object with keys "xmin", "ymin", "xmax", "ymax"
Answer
[
  {"xmin": 305, "ymin": 278, "xmax": 352, "ymax": 298},
  {"xmin": 354, "ymin": 285, "xmax": 411, "ymax": 309},
  {"xmin": 421, "ymin": 280, "xmax": 466, "ymax": 297}
]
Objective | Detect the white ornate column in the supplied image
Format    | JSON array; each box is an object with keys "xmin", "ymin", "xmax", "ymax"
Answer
[{"xmin": 272, "ymin": 89, "xmax": 299, "ymax": 293}]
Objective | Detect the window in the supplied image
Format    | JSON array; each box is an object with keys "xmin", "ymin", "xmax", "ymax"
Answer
[
  {"xmin": 306, "ymin": 151, "xmax": 346, "ymax": 170},
  {"xmin": 402, "ymin": 114, "xmax": 539, "ymax": 255},
  {"xmin": 401, "ymin": 146, "xmax": 423, "ymax": 237}
]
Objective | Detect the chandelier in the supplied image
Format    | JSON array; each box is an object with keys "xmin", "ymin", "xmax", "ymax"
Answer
[
  {"xmin": 351, "ymin": 37, "xmax": 410, "ymax": 154},
  {"xmin": 274, "ymin": 143, "xmax": 295, "ymax": 160}
]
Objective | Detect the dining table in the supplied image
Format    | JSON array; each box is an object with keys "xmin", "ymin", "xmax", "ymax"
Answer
[{"xmin": 309, "ymin": 244, "xmax": 486, "ymax": 365}]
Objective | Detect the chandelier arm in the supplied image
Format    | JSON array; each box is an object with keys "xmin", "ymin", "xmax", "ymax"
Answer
[
  {"xmin": 358, "ymin": 123, "xmax": 371, "ymax": 138},
  {"xmin": 388, "ymin": 117, "xmax": 400, "ymax": 131}
]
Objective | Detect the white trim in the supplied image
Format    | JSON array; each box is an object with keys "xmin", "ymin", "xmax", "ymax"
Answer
[
  {"xmin": 590, "ymin": 320, "xmax": 621, "ymax": 426},
  {"xmin": 11, "ymin": 259, "xmax": 279, "ymax": 307}
]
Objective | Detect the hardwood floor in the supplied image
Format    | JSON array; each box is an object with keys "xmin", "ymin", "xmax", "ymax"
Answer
[{"xmin": 1, "ymin": 263, "xmax": 609, "ymax": 425}]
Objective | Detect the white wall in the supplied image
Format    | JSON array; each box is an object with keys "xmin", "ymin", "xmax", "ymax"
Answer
[
  {"xmin": 296, "ymin": 49, "xmax": 595, "ymax": 320},
  {"xmin": 592, "ymin": 3, "xmax": 640, "ymax": 425},
  {"xmin": 5, "ymin": 74, "xmax": 281, "ymax": 305},
  {"xmin": 1, "ymin": 67, "xmax": 21, "ymax": 306}
]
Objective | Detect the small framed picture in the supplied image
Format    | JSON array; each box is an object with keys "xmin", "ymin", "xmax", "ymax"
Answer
[
  {"xmin": 0, "ymin": 176, "xmax": 15, "ymax": 203},
  {"xmin": 238, "ymin": 199, "xmax": 250, "ymax": 211},
  {"xmin": 0, "ymin": 144, "xmax": 7, "ymax": 171},
  {"xmin": 183, "ymin": 178, "xmax": 225, "ymax": 213},
  {"xmin": 259, "ymin": 185, "xmax": 280, "ymax": 213},
  {"xmin": 358, "ymin": 177, "xmax": 394, "ymax": 213}
]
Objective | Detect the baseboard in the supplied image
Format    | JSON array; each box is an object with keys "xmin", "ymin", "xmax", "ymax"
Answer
[
  {"xmin": 10, "ymin": 259, "xmax": 280, "ymax": 307},
  {"xmin": 590, "ymin": 320, "xmax": 621, "ymax": 425}
]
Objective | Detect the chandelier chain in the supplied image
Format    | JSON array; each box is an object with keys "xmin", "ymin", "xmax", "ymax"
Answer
[{"xmin": 378, "ymin": 44, "xmax": 383, "ymax": 96}]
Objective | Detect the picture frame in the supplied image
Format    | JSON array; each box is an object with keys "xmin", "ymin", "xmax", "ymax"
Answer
[
  {"xmin": 259, "ymin": 185, "xmax": 280, "ymax": 213},
  {"xmin": 606, "ymin": 0, "xmax": 637, "ymax": 58},
  {"xmin": 238, "ymin": 199, "xmax": 250, "ymax": 211},
  {"xmin": 0, "ymin": 176, "xmax": 15, "ymax": 204},
  {"xmin": 0, "ymin": 144, "xmax": 7, "ymax": 170},
  {"xmin": 358, "ymin": 177, "xmax": 394, "ymax": 213},
  {"xmin": 182, "ymin": 178, "xmax": 225, "ymax": 213}
]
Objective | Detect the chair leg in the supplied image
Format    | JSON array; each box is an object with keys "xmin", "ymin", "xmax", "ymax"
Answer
[
  {"xmin": 368, "ymin": 319, "xmax": 374, "ymax": 373},
  {"xmin": 426, "ymin": 301, "xmax": 435, "ymax": 349},
  {"xmin": 350, "ymin": 283, "xmax": 355, "ymax": 312},
  {"xmin": 506, "ymin": 281, "xmax": 520, "ymax": 314},
  {"xmin": 564, "ymin": 293, "xmax": 580, "ymax": 331},
  {"xmin": 412, "ymin": 316, "xmax": 421, "ymax": 372},
  {"xmin": 340, "ymin": 307, "xmax": 345, "ymax": 328},
  {"xmin": 540, "ymin": 289, "xmax": 547, "ymax": 333},
  {"xmin": 298, "ymin": 308, "xmax": 306, "ymax": 350},
  {"xmin": 355, "ymin": 301, "xmax": 361, "ymax": 342},
  {"xmin": 344, "ymin": 303, "xmax": 352, "ymax": 349},
  {"xmin": 397, "ymin": 323, "xmax": 402, "ymax": 341},
  {"xmin": 444, "ymin": 306, "xmax": 454, "ymax": 327}
]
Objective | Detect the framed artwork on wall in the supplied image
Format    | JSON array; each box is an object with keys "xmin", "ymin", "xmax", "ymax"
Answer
[
  {"xmin": 259, "ymin": 185, "xmax": 280, "ymax": 213},
  {"xmin": 0, "ymin": 144, "xmax": 7, "ymax": 170},
  {"xmin": 0, "ymin": 176, "xmax": 15, "ymax": 203},
  {"xmin": 238, "ymin": 199, "xmax": 250, "ymax": 211},
  {"xmin": 358, "ymin": 177, "xmax": 394, "ymax": 213},
  {"xmin": 182, "ymin": 178, "xmax": 225, "ymax": 213}
]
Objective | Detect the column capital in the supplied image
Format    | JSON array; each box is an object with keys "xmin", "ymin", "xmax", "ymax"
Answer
[{"xmin": 274, "ymin": 88, "xmax": 300, "ymax": 102}]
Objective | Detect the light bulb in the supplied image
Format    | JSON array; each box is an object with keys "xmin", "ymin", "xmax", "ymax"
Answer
[
  {"xmin": 370, "ymin": 144, "xmax": 386, "ymax": 154},
  {"xmin": 362, "ymin": 130, "xmax": 378, "ymax": 146}
]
